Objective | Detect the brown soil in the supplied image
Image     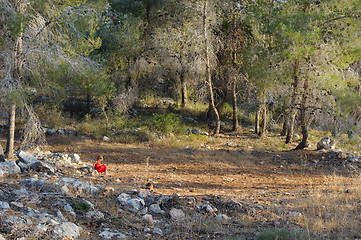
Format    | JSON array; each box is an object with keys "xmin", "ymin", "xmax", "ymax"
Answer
[{"xmin": 45, "ymin": 134, "xmax": 354, "ymax": 207}]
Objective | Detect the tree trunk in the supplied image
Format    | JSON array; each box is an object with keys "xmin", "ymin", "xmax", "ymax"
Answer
[
  {"xmin": 232, "ymin": 77, "xmax": 239, "ymax": 131},
  {"xmin": 258, "ymin": 93, "xmax": 267, "ymax": 137},
  {"xmin": 281, "ymin": 114, "xmax": 288, "ymax": 136},
  {"xmin": 6, "ymin": 6, "xmax": 25, "ymax": 159},
  {"xmin": 5, "ymin": 104, "xmax": 16, "ymax": 159},
  {"xmin": 296, "ymin": 78, "xmax": 309, "ymax": 149},
  {"xmin": 285, "ymin": 113, "xmax": 296, "ymax": 143},
  {"xmin": 285, "ymin": 60, "xmax": 300, "ymax": 144},
  {"xmin": 203, "ymin": 0, "xmax": 220, "ymax": 135},
  {"xmin": 255, "ymin": 105, "xmax": 260, "ymax": 134},
  {"xmin": 180, "ymin": 70, "xmax": 188, "ymax": 108},
  {"xmin": 86, "ymin": 94, "xmax": 91, "ymax": 114}
]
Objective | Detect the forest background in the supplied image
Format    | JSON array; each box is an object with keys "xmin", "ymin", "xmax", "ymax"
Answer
[{"xmin": 0, "ymin": 0, "xmax": 361, "ymax": 158}]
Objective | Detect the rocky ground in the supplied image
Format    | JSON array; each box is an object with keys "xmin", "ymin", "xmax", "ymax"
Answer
[{"xmin": 0, "ymin": 134, "xmax": 360, "ymax": 240}]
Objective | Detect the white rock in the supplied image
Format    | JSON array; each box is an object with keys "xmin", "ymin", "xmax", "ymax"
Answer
[
  {"xmin": 102, "ymin": 136, "xmax": 110, "ymax": 142},
  {"xmin": 216, "ymin": 214, "xmax": 229, "ymax": 222},
  {"xmin": 118, "ymin": 193, "xmax": 131, "ymax": 205},
  {"xmin": 86, "ymin": 211, "xmax": 105, "ymax": 221},
  {"xmin": 99, "ymin": 229, "xmax": 126, "ymax": 239},
  {"xmin": 52, "ymin": 222, "xmax": 82, "ymax": 239},
  {"xmin": 169, "ymin": 208, "xmax": 185, "ymax": 220},
  {"xmin": 0, "ymin": 160, "xmax": 21, "ymax": 176},
  {"xmin": 0, "ymin": 201, "xmax": 10, "ymax": 211}
]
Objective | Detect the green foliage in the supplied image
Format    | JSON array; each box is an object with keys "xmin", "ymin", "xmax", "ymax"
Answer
[
  {"xmin": 149, "ymin": 113, "xmax": 182, "ymax": 134},
  {"xmin": 71, "ymin": 200, "xmax": 92, "ymax": 212},
  {"xmin": 219, "ymin": 102, "xmax": 233, "ymax": 119},
  {"xmin": 256, "ymin": 229, "xmax": 307, "ymax": 240}
]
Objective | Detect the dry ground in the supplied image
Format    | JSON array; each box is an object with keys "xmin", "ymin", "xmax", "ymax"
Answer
[{"xmin": 42, "ymin": 133, "xmax": 361, "ymax": 239}]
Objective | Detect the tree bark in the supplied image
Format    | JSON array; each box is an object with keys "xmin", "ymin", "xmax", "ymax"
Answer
[
  {"xmin": 285, "ymin": 60, "xmax": 300, "ymax": 144},
  {"xmin": 281, "ymin": 114, "xmax": 288, "ymax": 136},
  {"xmin": 232, "ymin": 77, "xmax": 239, "ymax": 131},
  {"xmin": 258, "ymin": 92, "xmax": 267, "ymax": 137},
  {"xmin": 180, "ymin": 69, "xmax": 188, "ymax": 108},
  {"xmin": 296, "ymin": 78, "xmax": 309, "ymax": 149},
  {"xmin": 6, "ymin": 5, "xmax": 25, "ymax": 159},
  {"xmin": 5, "ymin": 104, "xmax": 16, "ymax": 159},
  {"xmin": 203, "ymin": 0, "xmax": 220, "ymax": 134},
  {"xmin": 255, "ymin": 105, "xmax": 260, "ymax": 134}
]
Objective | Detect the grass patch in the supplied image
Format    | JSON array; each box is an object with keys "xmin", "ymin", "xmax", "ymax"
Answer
[{"xmin": 256, "ymin": 229, "xmax": 307, "ymax": 240}]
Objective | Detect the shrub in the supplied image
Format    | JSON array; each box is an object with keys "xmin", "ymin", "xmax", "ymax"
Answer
[
  {"xmin": 149, "ymin": 113, "xmax": 182, "ymax": 134},
  {"xmin": 71, "ymin": 200, "xmax": 92, "ymax": 212}
]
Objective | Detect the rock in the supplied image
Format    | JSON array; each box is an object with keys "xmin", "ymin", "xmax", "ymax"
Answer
[
  {"xmin": 169, "ymin": 208, "xmax": 185, "ymax": 220},
  {"xmin": 216, "ymin": 214, "xmax": 229, "ymax": 222},
  {"xmin": 142, "ymin": 214, "xmax": 154, "ymax": 224},
  {"xmin": 69, "ymin": 154, "xmax": 81, "ymax": 164},
  {"xmin": 317, "ymin": 136, "xmax": 335, "ymax": 150},
  {"xmin": 138, "ymin": 189, "xmax": 151, "ymax": 198},
  {"xmin": 125, "ymin": 198, "xmax": 145, "ymax": 212},
  {"xmin": 287, "ymin": 212, "xmax": 302, "ymax": 218},
  {"xmin": 149, "ymin": 204, "xmax": 165, "ymax": 216},
  {"xmin": 151, "ymin": 227, "xmax": 163, "ymax": 235},
  {"xmin": 0, "ymin": 201, "xmax": 10, "ymax": 211},
  {"xmin": 31, "ymin": 161, "xmax": 56, "ymax": 174},
  {"xmin": 226, "ymin": 142, "xmax": 237, "ymax": 147},
  {"xmin": 99, "ymin": 229, "xmax": 126, "ymax": 239},
  {"xmin": 52, "ymin": 222, "xmax": 82, "ymax": 239},
  {"xmin": 64, "ymin": 204, "xmax": 73, "ymax": 212},
  {"xmin": 203, "ymin": 204, "xmax": 215, "ymax": 213},
  {"xmin": 118, "ymin": 193, "xmax": 131, "ymax": 205},
  {"xmin": 17, "ymin": 150, "xmax": 39, "ymax": 165},
  {"xmin": 0, "ymin": 160, "xmax": 21, "ymax": 176},
  {"xmin": 144, "ymin": 227, "xmax": 151, "ymax": 233},
  {"xmin": 86, "ymin": 211, "xmax": 105, "ymax": 221},
  {"xmin": 102, "ymin": 136, "xmax": 110, "ymax": 142},
  {"xmin": 55, "ymin": 178, "xmax": 98, "ymax": 195}
]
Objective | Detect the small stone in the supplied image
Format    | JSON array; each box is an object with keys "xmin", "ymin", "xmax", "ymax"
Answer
[
  {"xmin": 204, "ymin": 204, "xmax": 215, "ymax": 213},
  {"xmin": 0, "ymin": 201, "xmax": 10, "ymax": 211},
  {"xmin": 169, "ymin": 208, "xmax": 185, "ymax": 220},
  {"xmin": 99, "ymin": 229, "xmax": 126, "ymax": 239},
  {"xmin": 138, "ymin": 189, "xmax": 151, "ymax": 198},
  {"xmin": 151, "ymin": 227, "xmax": 163, "ymax": 235},
  {"xmin": 142, "ymin": 214, "xmax": 153, "ymax": 224},
  {"xmin": 64, "ymin": 204, "xmax": 73, "ymax": 212},
  {"xmin": 102, "ymin": 136, "xmax": 110, "ymax": 142},
  {"xmin": 86, "ymin": 211, "xmax": 105, "ymax": 221},
  {"xmin": 125, "ymin": 198, "xmax": 145, "ymax": 212},
  {"xmin": 144, "ymin": 227, "xmax": 151, "ymax": 233},
  {"xmin": 149, "ymin": 204, "xmax": 165, "ymax": 216},
  {"xmin": 118, "ymin": 193, "xmax": 131, "ymax": 205},
  {"xmin": 216, "ymin": 214, "xmax": 229, "ymax": 222}
]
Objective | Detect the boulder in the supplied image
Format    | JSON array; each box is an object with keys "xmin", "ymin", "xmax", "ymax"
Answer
[
  {"xmin": 17, "ymin": 150, "xmax": 39, "ymax": 165},
  {"xmin": 52, "ymin": 222, "xmax": 82, "ymax": 239},
  {"xmin": 30, "ymin": 161, "xmax": 56, "ymax": 174},
  {"xmin": 0, "ymin": 160, "xmax": 21, "ymax": 176},
  {"xmin": 317, "ymin": 136, "xmax": 335, "ymax": 150}
]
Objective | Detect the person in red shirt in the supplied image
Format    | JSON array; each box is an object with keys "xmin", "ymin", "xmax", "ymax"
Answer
[{"xmin": 94, "ymin": 155, "xmax": 107, "ymax": 174}]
